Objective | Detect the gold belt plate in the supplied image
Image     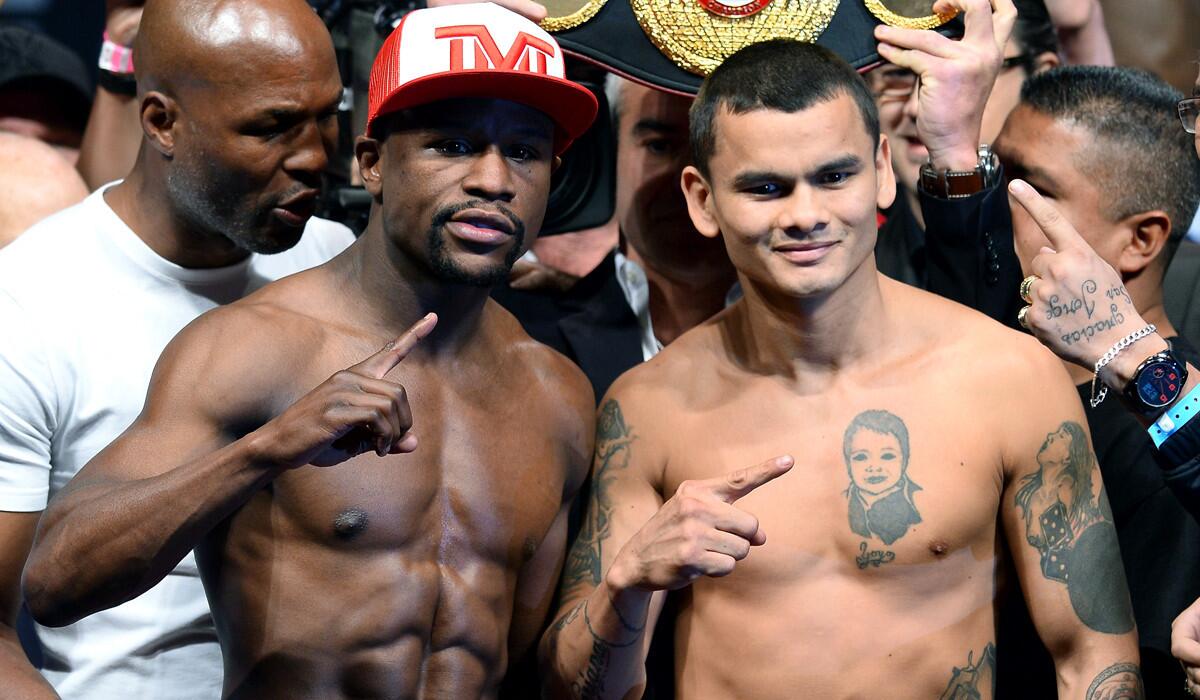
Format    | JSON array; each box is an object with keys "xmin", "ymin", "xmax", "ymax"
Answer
[{"xmin": 630, "ymin": 0, "xmax": 841, "ymax": 76}]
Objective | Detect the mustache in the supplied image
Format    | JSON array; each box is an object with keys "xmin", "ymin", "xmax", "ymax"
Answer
[{"xmin": 432, "ymin": 200, "xmax": 525, "ymax": 240}]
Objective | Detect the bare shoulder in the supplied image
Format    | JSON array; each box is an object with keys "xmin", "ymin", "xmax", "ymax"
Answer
[
  {"xmin": 149, "ymin": 275, "xmax": 333, "ymax": 427},
  {"xmin": 485, "ymin": 302, "xmax": 594, "ymax": 483}
]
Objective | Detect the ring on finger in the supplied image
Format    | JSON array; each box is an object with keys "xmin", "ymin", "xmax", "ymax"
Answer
[
  {"xmin": 1017, "ymin": 305, "xmax": 1032, "ymax": 330},
  {"xmin": 1019, "ymin": 275, "xmax": 1039, "ymax": 304}
]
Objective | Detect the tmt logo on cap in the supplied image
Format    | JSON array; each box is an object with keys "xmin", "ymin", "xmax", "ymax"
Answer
[{"xmin": 366, "ymin": 2, "xmax": 598, "ymax": 155}]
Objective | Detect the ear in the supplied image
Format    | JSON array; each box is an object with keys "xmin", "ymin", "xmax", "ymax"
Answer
[
  {"xmin": 550, "ymin": 155, "xmax": 562, "ymax": 174},
  {"xmin": 1031, "ymin": 51, "xmax": 1060, "ymax": 75},
  {"xmin": 1116, "ymin": 210, "xmax": 1171, "ymax": 276},
  {"xmin": 355, "ymin": 135, "xmax": 384, "ymax": 198},
  {"xmin": 141, "ymin": 91, "xmax": 178, "ymax": 157},
  {"xmin": 681, "ymin": 165, "xmax": 720, "ymax": 239},
  {"xmin": 875, "ymin": 133, "xmax": 897, "ymax": 211}
]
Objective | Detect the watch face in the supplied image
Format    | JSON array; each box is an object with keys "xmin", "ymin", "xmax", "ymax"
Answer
[{"xmin": 1136, "ymin": 360, "xmax": 1184, "ymax": 408}]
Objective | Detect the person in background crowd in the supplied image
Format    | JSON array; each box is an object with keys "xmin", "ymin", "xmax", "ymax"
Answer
[
  {"xmin": 0, "ymin": 25, "xmax": 92, "ymax": 165},
  {"xmin": 869, "ymin": 0, "xmax": 1057, "ymax": 289},
  {"xmin": 496, "ymin": 75, "xmax": 736, "ymax": 401},
  {"xmin": 0, "ymin": 0, "xmax": 354, "ymax": 696},
  {"xmin": 0, "ymin": 133, "xmax": 88, "ymax": 248},
  {"xmin": 995, "ymin": 66, "xmax": 1200, "ymax": 698}
]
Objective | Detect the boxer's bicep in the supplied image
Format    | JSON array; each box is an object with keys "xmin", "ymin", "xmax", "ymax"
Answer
[{"xmin": 999, "ymin": 369, "xmax": 1140, "ymax": 693}]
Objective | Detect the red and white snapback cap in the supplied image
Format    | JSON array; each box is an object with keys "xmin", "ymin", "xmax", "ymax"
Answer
[{"xmin": 367, "ymin": 2, "xmax": 598, "ymax": 155}]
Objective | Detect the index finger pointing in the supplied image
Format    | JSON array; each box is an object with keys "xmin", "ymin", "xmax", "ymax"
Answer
[
  {"xmin": 710, "ymin": 455, "xmax": 794, "ymax": 504},
  {"xmin": 1008, "ymin": 179, "xmax": 1085, "ymax": 252},
  {"xmin": 354, "ymin": 313, "xmax": 438, "ymax": 378}
]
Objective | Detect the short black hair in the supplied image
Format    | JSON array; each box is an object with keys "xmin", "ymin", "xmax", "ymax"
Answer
[
  {"xmin": 1020, "ymin": 66, "xmax": 1200, "ymax": 267},
  {"xmin": 689, "ymin": 40, "xmax": 880, "ymax": 179}
]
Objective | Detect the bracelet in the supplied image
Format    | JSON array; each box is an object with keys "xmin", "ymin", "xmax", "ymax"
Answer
[
  {"xmin": 97, "ymin": 69, "xmax": 137, "ymax": 97},
  {"xmin": 98, "ymin": 30, "xmax": 134, "ymax": 75},
  {"xmin": 1149, "ymin": 383, "xmax": 1200, "ymax": 448},
  {"xmin": 1090, "ymin": 324, "xmax": 1156, "ymax": 408}
]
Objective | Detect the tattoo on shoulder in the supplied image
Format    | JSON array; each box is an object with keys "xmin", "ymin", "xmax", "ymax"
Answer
[
  {"xmin": 1014, "ymin": 422, "xmax": 1135, "ymax": 634},
  {"xmin": 1085, "ymin": 662, "xmax": 1143, "ymax": 700},
  {"xmin": 843, "ymin": 410, "xmax": 921, "ymax": 568},
  {"xmin": 940, "ymin": 643, "xmax": 996, "ymax": 700},
  {"xmin": 560, "ymin": 400, "xmax": 637, "ymax": 599}
]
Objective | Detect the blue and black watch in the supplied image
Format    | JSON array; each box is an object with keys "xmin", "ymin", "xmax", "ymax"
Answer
[{"xmin": 1123, "ymin": 347, "xmax": 1189, "ymax": 415}]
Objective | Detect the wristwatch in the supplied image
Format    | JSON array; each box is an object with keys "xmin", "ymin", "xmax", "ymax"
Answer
[
  {"xmin": 919, "ymin": 144, "xmax": 999, "ymax": 199},
  {"xmin": 1123, "ymin": 348, "xmax": 1189, "ymax": 415}
]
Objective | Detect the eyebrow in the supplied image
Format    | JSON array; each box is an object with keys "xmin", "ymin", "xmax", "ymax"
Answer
[
  {"xmin": 631, "ymin": 119, "xmax": 680, "ymax": 135},
  {"xmin": 730, "ymin": 170, "xmax": 788, "ymax": 189},
  {"xmin": 814, "ymin": 155, "xmax": 864, "ymax": 173},
  {"xmin": 1003, "ymin": 155, "xmax": 1063, "ymax": 192}
]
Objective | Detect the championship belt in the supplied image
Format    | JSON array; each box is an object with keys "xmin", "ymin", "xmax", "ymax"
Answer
[{"xmin": 540, "ymin": 0, "xmax": 959, "ymax": 94}]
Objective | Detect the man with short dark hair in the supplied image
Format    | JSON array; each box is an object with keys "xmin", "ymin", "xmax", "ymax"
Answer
[
  {"xmin": 996, "ymin": 64, "xmax": 1200, "ymax": 698},
  {"xmin": 0, "ymin": 0, "xmax": 354, "ymax": 695},
  {"xmin": 540, "ymin": 37, "xmax": 1140, "ymax": 700},
  {"xmin": 22, "ymin": 4, "xmax": 598, "ymax": 698}
]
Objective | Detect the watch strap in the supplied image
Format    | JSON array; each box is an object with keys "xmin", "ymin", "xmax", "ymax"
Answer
[{"xmin": 919, "ymin": 165, "xmax": 986, "ymax": 199}]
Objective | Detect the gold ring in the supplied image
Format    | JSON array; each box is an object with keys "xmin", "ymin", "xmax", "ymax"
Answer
[
  {"xmin": 1018, "ymin": 305, "xmax": 1032, "ymax": 330},
  {"xmin": 1019, "ymin": 275, "xmax": 1039, "ymax": 305}
]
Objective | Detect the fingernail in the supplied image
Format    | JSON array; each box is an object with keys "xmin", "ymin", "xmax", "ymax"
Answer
[{"xmin": 1008, "ymin": 179, "xmax": 1028, "ymax": 194}]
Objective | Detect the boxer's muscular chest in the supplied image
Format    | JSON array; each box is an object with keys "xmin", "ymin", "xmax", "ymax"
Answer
[
  {"xmin": 261, "ymin": 356, "xmax": 566, "ymax": 567},
  {"xmin": 659, "ymin": 374, "xmax": 1006, "ymax": 578}
]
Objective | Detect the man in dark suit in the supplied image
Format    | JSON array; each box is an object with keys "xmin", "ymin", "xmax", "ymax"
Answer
[{"xmin": 495, "ymin": 77, "xmax": 735, "ymax": 400}]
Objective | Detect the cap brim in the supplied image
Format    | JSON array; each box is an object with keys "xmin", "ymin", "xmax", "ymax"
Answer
[{"xmin": 368, "ymin": 70, "xmax": 598, "ymax": 155}]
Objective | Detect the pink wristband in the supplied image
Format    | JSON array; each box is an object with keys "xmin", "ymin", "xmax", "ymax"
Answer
[{"xmin": 98, "ymin": 30, "xmax": 134, "ymax": 75}]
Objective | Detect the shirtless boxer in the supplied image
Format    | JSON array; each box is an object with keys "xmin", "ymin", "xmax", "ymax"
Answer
[
  {"xmin": 541, "ymin": 40, "xmax": 1141, "ymax": 699},
  {"xmin": 23, "ymin": 4, "xmax": 597, "ymax": 698}
]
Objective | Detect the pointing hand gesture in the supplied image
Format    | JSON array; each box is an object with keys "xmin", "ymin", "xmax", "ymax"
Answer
[
  {"xmin": 606, "ymin": 456, "xmax": 794, "ymax": 592},
  {"xmin": 250, "ymin": 313, "xmax": 438, "ymax": 470},
  {"xmin": 1007, "ymin": 179, "xmax": 1150, "ymax": 372}
]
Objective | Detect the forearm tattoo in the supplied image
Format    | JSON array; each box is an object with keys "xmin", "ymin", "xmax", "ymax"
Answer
[
  {"xmin": 842, "ymin": 410, "xmax": 921, "ymax": 568},
  {"xmin": 940, "ymin": 643, "xmax": 996, "ymax": 700},
  {"xmin": 1085, "ymin": 662, "xmax": 1143, "ymax": 700},
  {"xmin": 1014, "ymin": 422, "xmax": 1134, "ymax": 633},
  {"xmin": 560, "ymin": 400, "xmax": 637, "ymax": 600}
]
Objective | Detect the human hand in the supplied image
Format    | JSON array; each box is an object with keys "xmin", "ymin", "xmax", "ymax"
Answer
[
  {"xmin": 105, "ymin": 0, "xmax": 144, "ymax": 47},
  {"xmin": 1174, "ymin": 596, "xmax": 1200, "ymax": 696},
  {"xmin": 248, "ymin": 313, "xmax": 438, "ymax": 470},
  {"xmin": 427, "ymin": 0, "xmax": 548, "ymax": 22},
  {"xmin": 606, "ymin": 456, "xmax": 794, "ymax": 593},
  {"xmin": 1008, "ymin": 180, "xmax": 1165, "ymax": 384},
  {"xmin": 874, "ymin": 0, "xmax": 1017, "ymax": 170}
]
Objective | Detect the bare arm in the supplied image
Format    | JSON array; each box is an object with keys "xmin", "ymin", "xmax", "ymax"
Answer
[
  {"xmin": 999, "ymin": 352, "xmax": 1142, "ymax": 698},
  {"xmin": 23, "ymin": 311, "xmax": 436, "ymax": 627},
  {"xmin": 539, "ymin": 392, "xmax": 791, "ymax": 699},
  {"xmin": 0, "ymin": 512, "xmax": 58, "ymax": 698},
  {"xmin": 76, "ymin": 1, "xmax": 143, "ymax": 191}
]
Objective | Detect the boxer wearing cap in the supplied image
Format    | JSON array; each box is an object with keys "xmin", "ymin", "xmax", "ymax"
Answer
[{"xmin": 24, "ymin": 4, "xmax": 598, "ymax": 698}]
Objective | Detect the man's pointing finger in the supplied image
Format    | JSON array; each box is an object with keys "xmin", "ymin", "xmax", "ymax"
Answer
[
  {"xmin": 353, "ymin": 313, "xmax": 438, "ymax": 379},
  {"xmin": 712, "ymin": 455, "xmax": 794, "ymax": 504}
]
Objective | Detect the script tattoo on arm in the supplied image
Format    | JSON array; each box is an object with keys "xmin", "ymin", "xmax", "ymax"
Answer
[
  {"xmin": 559, "ymin": 399, "xmax": 637, "ymax": 601},
  {"xmin": 1085, "ymin": 662, "xmax": 1143, "ymax": 700},
  {"xmin": 939, "ymin": 643, "xmax": 996, "ymax": 700},
  {"xmin": 842, "ymin": 410, "xmax": 921, "ymax": 568},
  {"xmin": 1013, "ymin": 421, "xmax": 1134, "ymax": 634}
]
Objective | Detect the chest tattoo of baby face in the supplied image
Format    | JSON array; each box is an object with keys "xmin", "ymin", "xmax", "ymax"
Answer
[{"xmin": 842, "ymin": 410, "xmax": 922, "ymax": 569}]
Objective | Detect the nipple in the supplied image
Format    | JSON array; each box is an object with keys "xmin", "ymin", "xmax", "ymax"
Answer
[{"xmin": 333, "ymin": 508, "xmax": 369, "ymax": 539}]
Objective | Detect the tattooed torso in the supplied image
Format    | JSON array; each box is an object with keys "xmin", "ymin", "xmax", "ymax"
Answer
[{"xmin": 656, "ymin": 378, "xmax": 1004, "ymax": 698}]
